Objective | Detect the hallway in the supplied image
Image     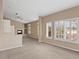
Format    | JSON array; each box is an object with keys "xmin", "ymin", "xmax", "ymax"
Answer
[{"xmin": 0, "ymin": 37, "xmax": 79, "ymax": 59}]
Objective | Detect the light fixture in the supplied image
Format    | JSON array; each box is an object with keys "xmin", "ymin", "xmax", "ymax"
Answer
[
  {"xmin": 71, "ymin": 30, "xmax": 77, "ymax": 34},
  {"xmin": 74, "ymin": 30, "xmax": 77, "ymax": 34},
  {"xmin": 67, "ymin": 30, "xmax": 70, "ymax": 34},
  {"xmin": 16, "ymin": 13, "xmax": 23, "ymax": 20}
]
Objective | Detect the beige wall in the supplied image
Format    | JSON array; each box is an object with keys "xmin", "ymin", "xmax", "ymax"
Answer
[
  {"xmin": 0, "ymin": 33, "xmax": 22, "ymax": 51},
  {"xmin": 0, "ymin": 0, "xmax": 22, "ymax": 51},
  {"xmin": 0, "ymin": 0, "xmax": 3, "ymax": 32},
  {"xmin": 0, "ymin": 19, "xmax": 23, "ymax": 51},
  {"xmin": 25, "ymin": 21, "xmax": 38, "ymax": 39},
  {"xmin": 39, "ymin": 6, "xmax": 79, "ymax": 52},
  {"xmin": 0, "ymin": 0, "xmax": 3, "ymax": 19}
]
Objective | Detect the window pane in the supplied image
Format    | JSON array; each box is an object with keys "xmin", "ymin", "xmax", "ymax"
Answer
[
  {"xmin": 64, "ymin": 20, "xmax": 71, "ymax": 40},
  {"xmin": 70, "ymin": 20, "xmax": 77, "ymax": 41}
]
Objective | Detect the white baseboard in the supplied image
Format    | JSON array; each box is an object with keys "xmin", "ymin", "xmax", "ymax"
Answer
[
  {"xmin": 44, "ymin": 41, "xmax": 79, "ymax": 52},
  {"xmin": 0, "ymin": 45, "xmax": 22, "ymax": 52}
]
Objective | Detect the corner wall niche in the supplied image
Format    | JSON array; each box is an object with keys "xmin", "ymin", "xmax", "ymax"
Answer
[{"xmin": 46, "ymin": 22, "xmax": 52, "ymax": 39}]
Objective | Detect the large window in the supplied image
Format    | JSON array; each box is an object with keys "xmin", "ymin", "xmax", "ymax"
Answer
[
  {"xmin": 54, "ymin": 20, "xmax": 78, "ymax": 41},
  {"xmin": 54, "ymin": 21, "xmax": 65, "ymax": 40},
  {"xmin": 46, "ymin": 18, "xmax": 79, "ymax": 43}
]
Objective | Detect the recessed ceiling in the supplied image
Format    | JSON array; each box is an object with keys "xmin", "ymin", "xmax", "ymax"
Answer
[{"xmin": 4, "ymin": 0, "xmax": 79, "ymax": 23}]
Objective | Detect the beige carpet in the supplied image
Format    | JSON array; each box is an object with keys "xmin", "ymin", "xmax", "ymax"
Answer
[{"xmin": 0, "ymin": 37, "xmax": 79, "ymax": 59}]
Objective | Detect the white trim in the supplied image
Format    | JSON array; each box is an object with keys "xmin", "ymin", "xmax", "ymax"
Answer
[{"xmin": 0, "ymin": 45, "xmax": 22, "ymax": 52}]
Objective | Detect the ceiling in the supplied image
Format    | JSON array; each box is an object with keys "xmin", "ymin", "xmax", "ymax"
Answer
[{"xmin": 4, "ymin": 0, "xmax": 79, "ymax": 23}]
